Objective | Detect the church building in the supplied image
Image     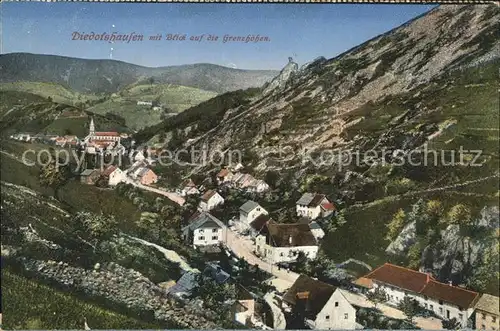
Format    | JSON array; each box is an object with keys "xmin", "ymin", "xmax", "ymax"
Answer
[{"xmin": 83, "ymin": 117, "xmax": 124, "ymax": 153}]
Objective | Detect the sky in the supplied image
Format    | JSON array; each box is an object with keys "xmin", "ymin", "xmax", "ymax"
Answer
[{"xmin": 2, "ymin": 3, "xmax": 436, "ymax": 70}]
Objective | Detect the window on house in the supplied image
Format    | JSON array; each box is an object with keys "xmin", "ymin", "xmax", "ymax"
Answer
[
  {"xmin": 199, "ymin": 229, "xmax": 204, "ymax": 233},
  {"xmin": 459, "ymin": 314, "xmax": 463, "ymax": 320},
  {"xmin": 439, "ymin": 308, "xmax": 443, "ymax": 314},
  {"xmin": 280, "ymin": 252, "xmax": 284, "ymax": 257},
  {"xmin": 325, "ymin": 315, "xmax": 330, "ymax": 320},
  {"xmin": 212, "ymin": 236, "xmax": 218, "ymax": 240},
  {"xmin": 212, "ymin": 228, "xmax": 218, "ymax": 233},
  {"xmin": 335, "ymin": 302, "xmax": 339, "ymax": 307},
  {"xmin": 481, "ymin": 325, "xmax": 486, "ymax": 330},
  {"xmin": 493, "ymin": 317, "xmax": 497, "ymax": 323},
  {"xmin": 483, "ymin": 314, "xmax": 486, "ymax": 320},
  {"xmin": 425, "ymin": 303, "xmax": 428, "ymax": 308},
  {"xmin": 430, "ymin": 305, "xmax": 433, "ymax": 310},
  {"xmin": 439, "ymin": 300, "xmax": 443, "ymax": 305},
  {"xmin": 344, "ymin": 313, "xmax": 348, "ymax": 320},
  {"xmin": 198, "ymin": 236, "xmax": 205, "ymax": 240}
]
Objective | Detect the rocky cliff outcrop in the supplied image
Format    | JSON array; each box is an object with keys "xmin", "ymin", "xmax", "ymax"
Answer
[
  {"xmin": 262, "ymin": 57, "xmax": 299, "ymax": 96},
  {"xmin": 385, "ymin": 221, "xmax": 417, "ymax": 256},
  {"xmin": 387, "ymin": 205, "xmax": 499, "ymax": 284}
]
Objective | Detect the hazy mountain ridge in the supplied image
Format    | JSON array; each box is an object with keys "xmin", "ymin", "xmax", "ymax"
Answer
[
  {"xmin": 165, "ymin": 5, "xmax": 499, "ymax": 165},
  {"xmin": 0, "ymin": 53, "xmax": 278, "ymax": 94}
]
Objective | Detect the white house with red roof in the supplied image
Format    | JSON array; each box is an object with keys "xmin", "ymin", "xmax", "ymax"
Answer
[
  {"xmin": 296, "ymin": 193, "xmax": 334, "ymax": 220},
  {"xmin": 179, "ymin": 178, "xmax": 200, "ymax": 196},
  {"xmin": 102, "ymin": 165, "xmax": 126, "ymax": 186},
  {"xmin": 216, "ymin": 168, "xmax": 234, "ymax": 185},
  {"xmin": 198, "ymin": 190, "xmax": 224, "ymax": 211},
  {"xmin": 356, "ymin": 263, "xmax": 480, "ymax": 327}
]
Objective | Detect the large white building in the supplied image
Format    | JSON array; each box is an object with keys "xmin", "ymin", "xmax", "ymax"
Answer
[
  {"xmin": 255, "ymin": 223, "xmax": 319, "ymax": 263},
  {"xmin": 356, "ymin": 263, "xmax": 480, "ymax": 327},
  {"xmin": 182, "ymin": 212, "xmax": 226, "ymax": 248},
  {"xmin": 283, "ymin": 275, "xmax": 357, "ymax": 330}
]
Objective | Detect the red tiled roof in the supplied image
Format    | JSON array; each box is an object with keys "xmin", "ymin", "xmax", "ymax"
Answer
[
  {"xmin": 321, "ymin": 202, "xmax": 336, "ymax": 211},
  {"xmin": 420, "ymin": 280, "xmax": 479, "ymax": 309},
  {"xmin": 217, "ymin": 168, "xmax": 230, "ymax": 178},
  {"xmin": 102, "ymin": 165, "xmax": 117, "ymax": 176},
  {"xmin": 365, "ymin": 263, "xmax": 431, "ymax": 293},
  {"xmin": 309, "ymin": 194, "xmax": 326, "ymax": 207},
  {"xmin": 95, "ymin": 132, "xmax": 120, "ymax": 136},
  {"xmin": 352, "ymin": 277, "xmax": 374, "ymax": 289},
  {"xmin": 201, "ymin": 190, "xmax": 217, "ymax": 202},
  {"xmin": 91, "ymin": 140, "xmax": 116, "ymax": 147},
  {"xmin": 365, "ymin": 263, "xmax": 479, "ymax": 308}
]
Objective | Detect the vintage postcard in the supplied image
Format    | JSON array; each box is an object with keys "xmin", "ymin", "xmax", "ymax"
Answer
[{"xmin": 0, "ymin": 1, "xmax": 499, "ymax": 330}]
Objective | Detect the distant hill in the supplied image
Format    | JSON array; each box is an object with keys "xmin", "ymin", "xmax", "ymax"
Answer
[
  {"xmin": 0, "ymin": 91, "xmax": 130, "ymax": 137},
  {"xmin": 87, "ymin": 83, "xmax": 218, "ymax": 130},
  {"xmin": 0, "ymin": 81, "xmax": 101, "ymax": 106},
  {"xmin": 0, "ymin": 53, "xmax": 278, "ymax": 94}
]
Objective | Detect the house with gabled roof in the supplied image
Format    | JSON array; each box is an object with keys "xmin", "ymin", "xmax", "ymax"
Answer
[
  {"xmin": 198, "ymin": 189, "xmax": 224, "ymax": 211},
  {"xmin": 179, "ymin": 178, "xmax": 199, "ymax": 196},
  {"xmin": 358, "ymin": 263, "xmax": 480, "ymax": 327},
  {"xmin": 102, "ymin": 165, "xmax": 126, "ymax": 186},
  {"xmin": 217, "ymin": 168, "xmax": 234, "ymax": 185},
  {"xmin": 239, "ymin": 200, "xmax": 268, "ymax": 224},
  {"xmin": 182, "ymin": 212, "xmax": 226, "ymax": 248},
  {"xmin": 283, "ymin": 274, "xmax": 357, "ymax": 330},
  {"xmin": 80, "ymin": 169, "xmax": 101, "ymax": 185},
  {"xmin": 474, "ymin": 294, "xmax": 499, "ymax": 331},
  {"xmin": 296, "ymin": 193, "xmax": 333, "ymax": 220},
  {"xmin": 255, "ymin": 223, "xmax": 318, "ymax": 263}
]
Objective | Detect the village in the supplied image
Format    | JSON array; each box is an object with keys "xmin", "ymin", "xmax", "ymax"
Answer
[{"xmin": 8, "ymin": 118, "xmax": 500, "ymax": 331}]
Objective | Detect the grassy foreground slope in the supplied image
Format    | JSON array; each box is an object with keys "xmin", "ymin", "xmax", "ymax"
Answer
[{"xmin": 2, "ymin": 269, "xmax": 162, "ymax": 330}]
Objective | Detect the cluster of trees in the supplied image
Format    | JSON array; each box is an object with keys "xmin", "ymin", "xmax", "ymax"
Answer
[
  {"xmin": 187, "ymin": 274, "xmax": 247, "ymax": 328},
  {"xmin": 39, "ymin": 155, "xmax": 73, "ymax": 198},
  {"xmin": 386, "ymin": 199, "xmax": 476, "ymax": 249},
  {"xmin": 72, "ymin": 211, "xmax": 118, "ymax": 253}
]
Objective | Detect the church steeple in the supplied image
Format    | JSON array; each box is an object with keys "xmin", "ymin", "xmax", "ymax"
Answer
[{"xmin": 89, "ymin": 117, "xmax": 95, "ymax": 136}]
